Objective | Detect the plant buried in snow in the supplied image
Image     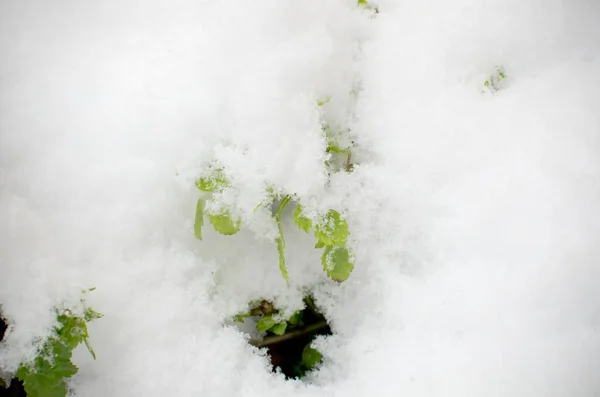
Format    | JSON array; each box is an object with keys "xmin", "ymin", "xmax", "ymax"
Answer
[
  {"xmin": 13, "ymin": 290, "xmax": 102, "ymax": 397},
  {"xmin": 193, "ymin": 173, "xmax": 354, "ymax": 285},
  {"xmin": 193, "ymin": 98, "xmax": 356, "ymax": 286}
]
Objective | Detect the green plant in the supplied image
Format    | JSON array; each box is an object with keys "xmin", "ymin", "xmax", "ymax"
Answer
[
  {"xmin": 483, "ymin": 65, "xmax": 507, "ymax": 92},
  {"xmin": 235, "ymin": 297, "xmax": 328, "ymax": 378},
  {"xmin": 193, "ymin": 99, "xmax": 356, "ymax": 285},
  {"xmin": 192, "ymin": 0, "xmax": 373, "ymax": 285},
  {"xmin": 14, "ymin": 290, "xmax": 102, "ymax": 397}
]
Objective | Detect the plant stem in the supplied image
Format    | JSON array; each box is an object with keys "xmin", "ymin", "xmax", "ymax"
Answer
[
  {"xmin": 249, "ymin": 320, "xmax": 329, "ymax": 348},
  {"xmin": 345, "ymin": 152, "xmax": 352, "ymax": 172},
  {"xmin": 275, "ymin": 195, "xmax": 292, "ymax": 285}
]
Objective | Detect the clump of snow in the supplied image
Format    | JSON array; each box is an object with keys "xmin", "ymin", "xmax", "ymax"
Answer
[{"xmin": 1, "ymin": 0, "xmax": 599, "ymax": 396}]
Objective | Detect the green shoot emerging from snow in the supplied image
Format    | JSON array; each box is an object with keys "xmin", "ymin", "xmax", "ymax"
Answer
[
  {"xmin": 193, "ymin": 96, "xmax": 357, "ymax": 285},
  {"xmin": 16, "ymin": 292, "xmax": 102, "ymax": 397},
  {"xmin": 295, "ymin": 206, "xmax": 354, "ymax": 282},
  {"xmin": 483, "ymin": 65, "xmax": 507, "ymax": 92},
  {"xmin": 194, "ymin": 167, "xmax": 241, "ymax": 240}
]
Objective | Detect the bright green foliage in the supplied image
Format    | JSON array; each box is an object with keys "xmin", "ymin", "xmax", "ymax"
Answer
[
  {"xmin": 270, "ymin": 322, "xmax": 287, "ymax": 336},
  {"xmin": 16, "ymin": 306, "xmax": 102, "ymax": 397},
  {"xmin": 321, "ymin": 245, "xmax": 354, "ymax": 282},
  {"xmin": 314, "ymin": 210, "xmax": 348, "ymax": 246},
  {"xmin": 195, "ymin": 169, "xmax": 229, "ymax": 193},
  {"xmin": 194, "ymin": 199, "xmax": 205, "ymax": 240},
  {"xmin": 293, "ymin": 205, "xmax": 312, "ymax": 233},
  {"xmin": 256, "ymin": 315, "xmax": 277, "ymax": 332},
  {"xmin": 256, "ymin": 315, "xmax": 287, "ymax": 335},
  {"xmin": 301, "ymin": 345, "xmax": 322, "ymax": 370},
  {"xmin": 288, "ymin": 311, "xmax": 303, "ymax": 326},
  {"xmin": 207, "ymin": 211, "xmax": 241, "ymax": 235},
  {"xmin": 325, "ymin": 143, "xmax": 351, "ymax": 155}
]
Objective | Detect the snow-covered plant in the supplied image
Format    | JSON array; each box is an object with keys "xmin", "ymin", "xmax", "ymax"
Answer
[
  {"xmin": 193, "ymin": 100, "xmax": 356, "ymax": 285},
  {"xmin": 11, "ymin": 291, "xmax": 102, "ymax": 397}
]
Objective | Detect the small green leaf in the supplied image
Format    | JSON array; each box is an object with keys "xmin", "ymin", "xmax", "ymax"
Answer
[
  {"xmin": 326, "ymin": 144, "xmax": 351, "ymax": 155},
  {"xmin": 195, "ymin": 170, "xmax": 228, "ymax": 193},
  {"xmin": 293, "ymin": 205, "xmax": 312, "ymax": 233},
  {"xmin": 315, "ymin": 241, "xmax": 325, "ymax": 249},
  {"xmin": 301, "ymin": 345, "xmax": 322, "ymax": 370},
  {"xmin": 314, "ymin": 210, "xmax": 349, "ymax": 246},
  {"xmin": 321, "ymin": 245, "xmax": 354, "ymax": 282},
  {"xmin": 317, "ymin": 97, "xmax": 331, "ymax": 107},
  {"xmin": 288, "ymin": 311, "xmax": 304, "ymax": 326},
  {"xmin": 208, "ymin": 211, "xmax": 241, "ymax": 235},
  {"xmin": 194, "ymin": 199, "xmax": 205, "ymax": 240},
  {"xmin": 256, "ymin": 315, "xmax": 277, "ymax": 332},
  {"xmin": 83, "ymin": 307, "xmax": 103, "ymax": 322},
  {"xmin": 270, "ymin": 322, "xmax": 287, "ymax": 336}
]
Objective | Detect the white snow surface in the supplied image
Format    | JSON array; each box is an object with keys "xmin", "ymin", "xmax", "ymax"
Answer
[{"xmin": 1, "ymin": 0, "xmax": 600, "ymax": 396}]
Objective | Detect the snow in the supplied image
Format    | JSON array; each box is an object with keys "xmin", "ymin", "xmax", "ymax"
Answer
[{"xmin": 1, "ymin": 0, "xmax": 599, "ymax": 396}]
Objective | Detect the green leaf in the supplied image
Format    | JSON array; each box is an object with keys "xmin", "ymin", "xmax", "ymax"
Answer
[
  {"xmin": 84, "ymin": 307, "xmax": 103, "ymax": 322},
  {"xmin": 314, "ymin": 210, "xmax": 349, "ymax": 246},
  {"xmin": 195, "ymin": 170, "xmax": 228, "ymax": 193},
  {"xmin": 326, "ymin": 144, "xmax": 351, "ymax": 155},
  {"xmin": 288, "ymin": 311, "xmax": 304, "ymax": 326},
  {"xmin": 270, "ymin": 322, "xmax": 287, "ymax": 336},
  {"xmin": 256, "ymin": 315, "xmax": 277, "ymax": 332},
  {"xmin": 293, "ymin": 205, "xmax": 312, "ymax": 233},
  {"xmin": 317, "ymin": 97, "xmax": 331, "ymax": 107},
  {"xmin": 194, "ymin": 199, "xmax": 205, "ymax": 240},
  {"xmin": 314, "ymin": 241, "xmax": 325, "ymax": 249},
  {"xmin": 208, "ymin": 211, "xmax": 241, "ymax": 235},
  {"xmin": 321, "ymin": 245, "xmax": 354, "ymax": 282},
  {"xmin": 17, "ymin": 304, "xmax": 101, "ymax": 397},
  {"xmin": 301, "ymin": 345, "xmax": 322, "ymax": 370}
]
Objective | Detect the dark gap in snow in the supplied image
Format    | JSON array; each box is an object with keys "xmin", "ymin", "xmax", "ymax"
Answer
[
  {"xmin": 241, "ymin": 297, "xmax": 332, "ymax": 379},
  {"xmin": 0, "ymin": 316, "xmax": 26, "ymax": 397},
  {"xmin": 265, "ymin": 311, "xmax": 331, "ymax": 379}
]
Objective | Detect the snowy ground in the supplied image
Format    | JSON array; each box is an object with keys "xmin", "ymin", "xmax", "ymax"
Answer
[{"xmin": 1, "ymin": 1, "xmax": 600, "ymax": 396}]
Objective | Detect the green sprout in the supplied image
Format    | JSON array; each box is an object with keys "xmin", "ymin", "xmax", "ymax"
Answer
[
  {"xmin": 483, "ymin": 66, "xmax": 507, "ymax": 92},
  {"xmin": 16, "ymin": 294, "xmax": 102, "ymax": 397}
]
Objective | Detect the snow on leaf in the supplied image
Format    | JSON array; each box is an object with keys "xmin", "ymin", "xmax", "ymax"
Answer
[
  {"xmin": 293, "ymin": 204, "xmax": 312, "ymax": 233},
  {"xmin": 314, "ymin": 210, "xmax": 348, "ymax": 247},
  {"xmin": 321, "ymin": 245, "xmax": 354, "ymax": 282},
  {"xmin": 208, "ymin": 211, "xmax": 241, "ymax": 235}
]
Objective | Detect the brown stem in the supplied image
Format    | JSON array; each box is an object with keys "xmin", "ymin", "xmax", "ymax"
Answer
[
  {"xmin": 248, "ymin": 320, "xmax": 329, "ymax": 348},
  {"xmin": 345, "ymin": 152, "xmax": 353, "ymax": 172}
]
